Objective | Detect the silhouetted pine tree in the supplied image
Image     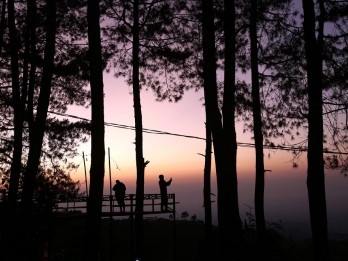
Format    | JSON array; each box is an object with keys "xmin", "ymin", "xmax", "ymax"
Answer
[
  {"xmin": 249, "ymin": 0, "xmax": 267, "ymax": 241},
  {"xmin": 102, "ymin": 1, "xmax": 201, "ymax": 259},
  {"xmin": 21, "ymin": 0, "xmax": 57, "ymax": 214},
  {"xmin": 1, "ymin": 0, "xmax": 92, "ymax": 214},
  {"xmin": 201, "ymin": 0, "xmax": 245, "ymax": 259},
  {"xmin": 302, "ymin": 0, "xmax": 328, "ymax": 260},
  {"xmin": 7, "ymin": 0, "xmax": 23, "ymax": 213},
  {"xmin": 85, "ymin": 0, "xmax": 105, "ymax": 260}
]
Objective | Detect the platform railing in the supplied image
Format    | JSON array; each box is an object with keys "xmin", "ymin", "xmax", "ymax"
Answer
[{"xmin": 54, "ymin": 193, "xmax": 176, "ymax": 215}]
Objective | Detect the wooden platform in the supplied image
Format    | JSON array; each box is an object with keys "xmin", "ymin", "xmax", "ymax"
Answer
[{"xmin": 53, "ymin": 193, "xmax": 177, "ymax": 217}]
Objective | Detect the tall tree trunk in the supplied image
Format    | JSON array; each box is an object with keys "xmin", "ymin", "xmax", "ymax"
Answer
[
  {"xmin": 22, "ymin": 0, "xmax": 57, "ymax": 212},
  {"xmin": 201, "ymin": 0, "xmax": 244, "ymax": 259},
  {"xmin": 222, "ymin": 0, "xmax": 244, "ymax": 258},
  {"xmin": 132, "ymin": 0, "xmax": 145, "ymax": 259},
  {"xmin": 7, "ymin": 0, "xmax": 22, "ymax": 212},
  {"xmin": 201, "ymin": 0, "xmax": 221, "ymax": 247},
  {"xmin": 8, "ymin": 0, "xmax": 36, "ymax": 214},
  {"xmin": 249, "ymin": 0, "xmax": 266, "ymax": 238},
  {"xmin": 5, "ymin": 1, "xmax": 23, "ymax": 260},
  {"xmin": 17, "ymin": 1, "xmax": 56, "ymax": 260},
  {"xmin": 201, "ymin": 0, "xmax": 222, "ymax": 239},
  {"xmin": 86, "ymin": 0, "xmax": 105, "ymax": 260},
  {"xmin": 301, "ymin": 0, "xmax": 329, "ymax": 260}
]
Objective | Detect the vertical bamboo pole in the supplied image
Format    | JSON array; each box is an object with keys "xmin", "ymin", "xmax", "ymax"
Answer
[
  {"xmin": 173, "ymin": 194, "xmax": 177, "ymax": 261},
  {"xmin": 130, "ymin": 195, "xmax": 134, "ymax": 260},
  {"xmin": 82, "ymin": 151, "xmax": 88, "ymax": 197},
  {"xmin": 108, "ymin": 147, "xmax": 112, "ymax": 261}
]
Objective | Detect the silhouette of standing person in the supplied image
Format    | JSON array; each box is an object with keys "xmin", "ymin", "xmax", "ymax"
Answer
[
  {"xmin": 113, "ymin": 180, "xmax": 126, "ymax": 212},
  {"xmin": 159, "ymin": 174, "xmax": 172, "ymax": 211}
]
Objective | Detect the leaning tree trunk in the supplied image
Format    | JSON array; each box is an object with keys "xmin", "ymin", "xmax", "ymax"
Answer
[
  {"xmin": 9, "ymin": 0, "xmax": 36, "ymax": 212},
  {"xmin": 7, "ymin": 0, "xmax": 23, "ymax": 212},
  {"xmin": 21, "ymin": 0, "xmax": 56, "ymax": 213},
  {"xmin": 19, "ymin": 1, "xmax": 56, "ymax": 260},
  {"xmin": 249, "ymin": 0, "xmax": 266, "ymax": 239},
  {"xmin": 302, "ymin": 0, "xmax": 329, "ymax": 260},
  {"xmin": 85, "ymin": 0, "xmax": 105, "ymax": 260}
]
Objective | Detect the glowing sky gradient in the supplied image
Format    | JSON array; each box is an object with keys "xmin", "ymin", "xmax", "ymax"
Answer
[{"xmin": 65, "ymin": 72, "xmax": 348, "ymax": 239}]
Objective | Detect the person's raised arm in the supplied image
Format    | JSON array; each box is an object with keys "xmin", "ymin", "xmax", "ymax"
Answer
[{"xmin": 167, "ymin": 177, "xmax": 172, "ymax": 186}]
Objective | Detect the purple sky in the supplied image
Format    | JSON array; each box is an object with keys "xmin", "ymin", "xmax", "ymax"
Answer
[{"xmin": 65, "ymin": 72, "xmax": 348, "ymax": 240}]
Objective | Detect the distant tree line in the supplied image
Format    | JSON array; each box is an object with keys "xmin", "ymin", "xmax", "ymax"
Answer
[{"xmin": 0, "ymin": 0, "xmax": 346, "ymax": 260}]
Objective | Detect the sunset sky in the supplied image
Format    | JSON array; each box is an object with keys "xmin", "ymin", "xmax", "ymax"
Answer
[{"xmin": 64, "ymin": 71, "xmax": 348, "ymax": 238}]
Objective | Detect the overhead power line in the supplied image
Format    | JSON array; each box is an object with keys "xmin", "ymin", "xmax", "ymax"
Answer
[
  {"xmin": 49, "ymin": 110, "xmax": 205, "ymax": 141},
  {"xmin": 48, "ymin": 110, "xmax": 348, "ymax": 155}
]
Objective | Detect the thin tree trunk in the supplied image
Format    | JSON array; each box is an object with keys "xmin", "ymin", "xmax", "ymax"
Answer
[
  {"xmin": 250, "ymin": 0, "xmax": 266, "ymax": 238},
  {"xmin": 202, "ymin": 120, "xmax": 213, "ymax": 260},
  {"xmin": 132, "ymin": 0, "xmax": 145, "ymax": 259},
  {"xmin": 27, "ymin": 0, "xmax": 37, "ymax": 133},
  {"xmin": 85, "ymin": 0, "xmax": 105, "ymax": 260},
  {"xmin": 203, "ymin": 122, "xmax": 212, "ymax": 239},
  {"xmin": 301, "ymin": 0, "xmax": 329, "ymax": 260}
]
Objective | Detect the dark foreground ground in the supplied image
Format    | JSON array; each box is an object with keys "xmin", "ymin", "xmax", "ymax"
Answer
[{"xmin": 46, "ymin": 215, "xmax": 348, "ymax": 261}]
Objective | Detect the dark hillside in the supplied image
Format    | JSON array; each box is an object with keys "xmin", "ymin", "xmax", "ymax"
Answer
[{"xmin": 33, "ymin": 215, "xmax": 348, "ymax": 261}]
